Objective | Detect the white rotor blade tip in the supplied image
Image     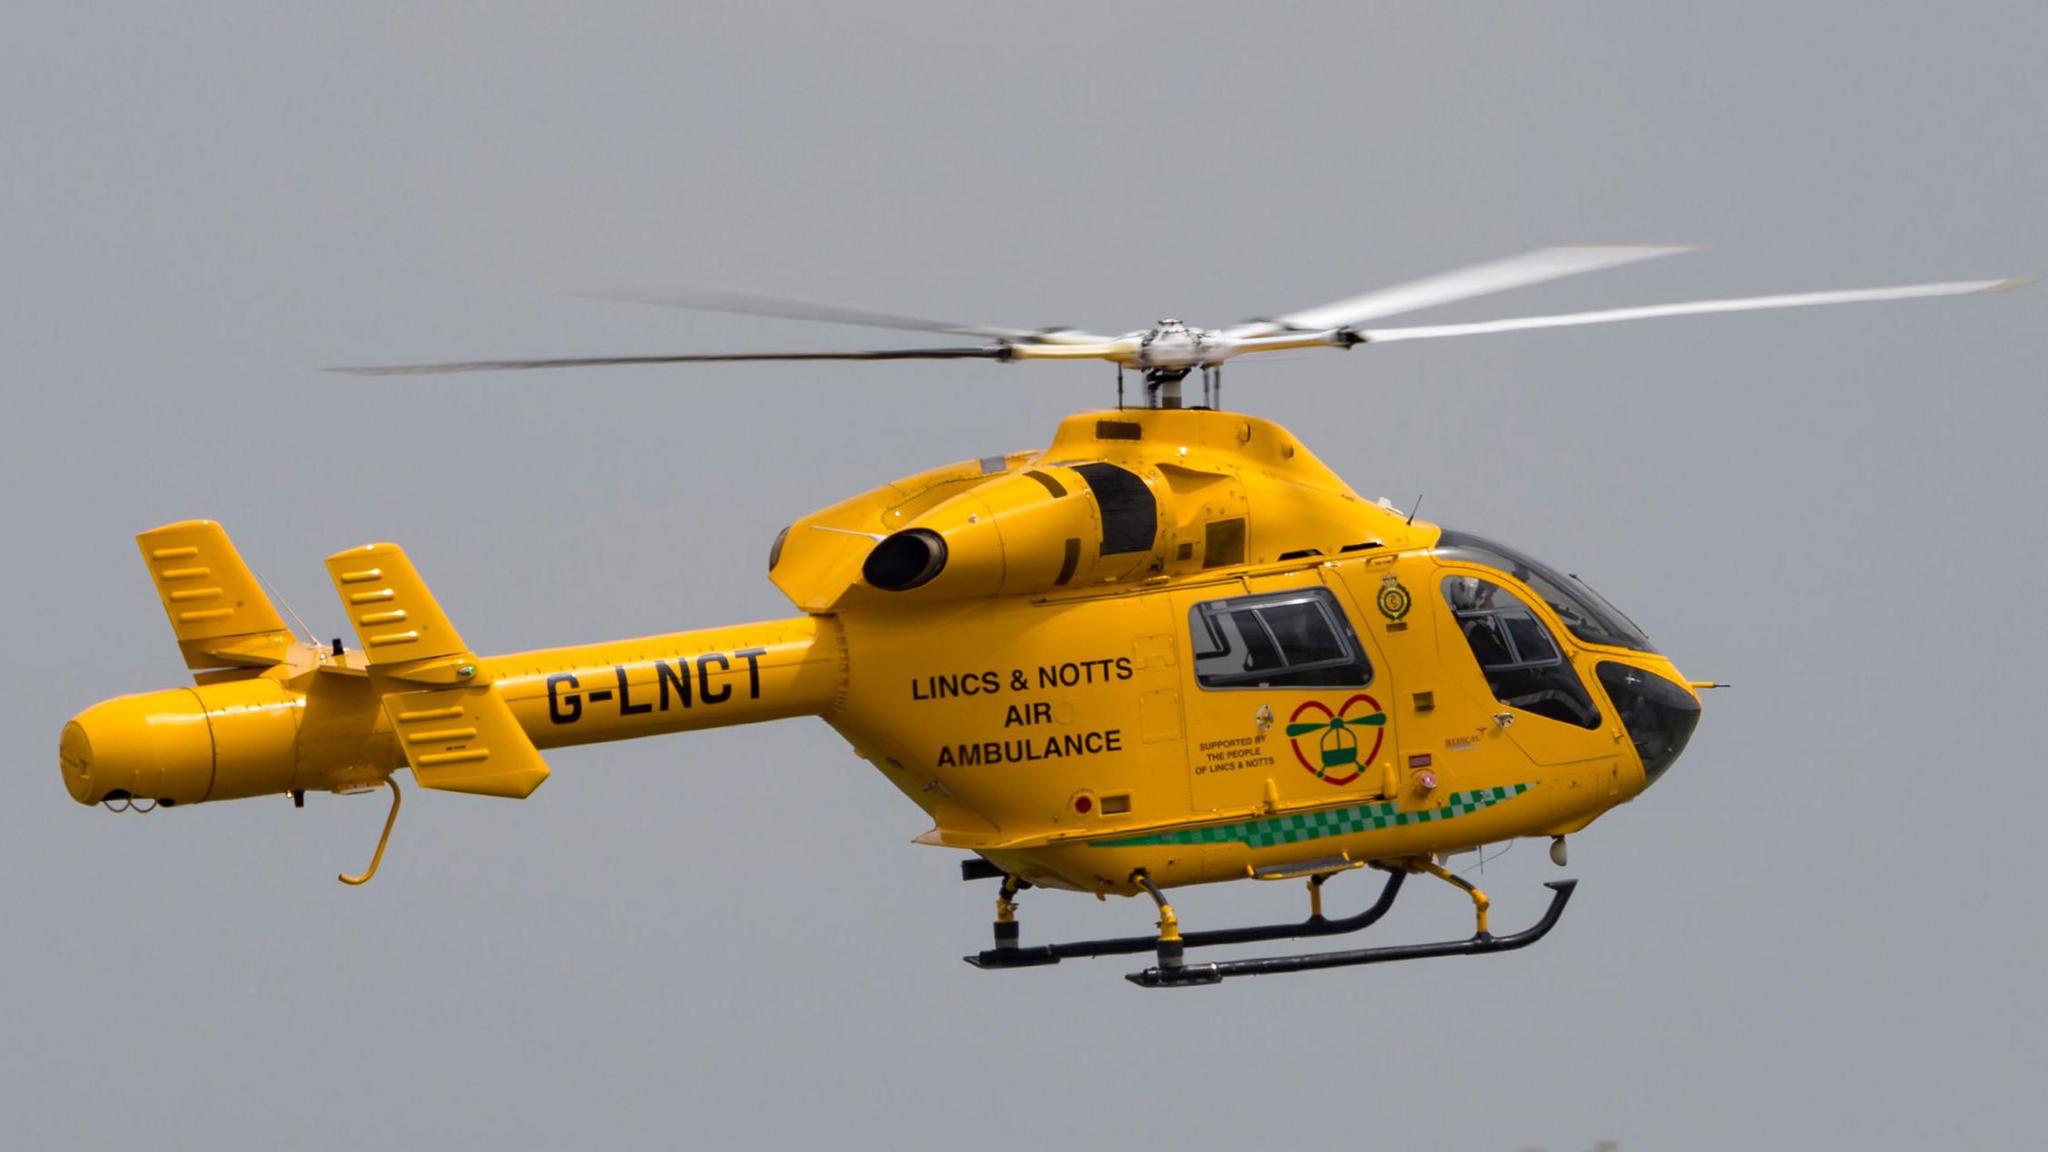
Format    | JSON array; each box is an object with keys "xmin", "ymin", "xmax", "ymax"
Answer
[
  {"xmin": 1237, "ymin": 244, "xmax": 1699, "ymax": 337},
  {"xmin": 1357, "ymin": 277, "xmax": 2027, "ymax": 345}
]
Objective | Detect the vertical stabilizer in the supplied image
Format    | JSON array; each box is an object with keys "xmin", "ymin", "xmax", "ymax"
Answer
[
  {"xmin": 136, "ymin": 520, "xmax": 294, "ymax": 671},
  {"xmin": 323, "ymin": 541, "xmax": 550, "ymax": 798}
]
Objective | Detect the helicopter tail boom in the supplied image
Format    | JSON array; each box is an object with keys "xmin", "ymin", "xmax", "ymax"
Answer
[
  {"xmin": 483, "ymin": 614, "xmax": 844, "ymax": 753},
  {"xmin": 62, "ymin": 524, "xmax": 846, "ymax": 818}
]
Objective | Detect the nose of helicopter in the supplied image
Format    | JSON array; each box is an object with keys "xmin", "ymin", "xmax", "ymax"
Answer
[{"xmin": 1594, "ymin": 663, "xmax": 1700, "ymax": 787}]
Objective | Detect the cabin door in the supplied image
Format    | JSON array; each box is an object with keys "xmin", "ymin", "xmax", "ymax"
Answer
[{"xmin": 1175, "ymin": 570, "xmax": 1395, "ymax": 820}]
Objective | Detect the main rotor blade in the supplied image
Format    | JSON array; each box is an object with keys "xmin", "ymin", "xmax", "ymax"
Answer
[
  {"xmin": 328, "ymin": 347, "xmax": 1013, "ymax": 376},
  {"xmin": 1008, "ymin": 339, "xmax": 1143, "ymax": 362},
  {"xmin": 580, "ymin": 286, "xmax": 1110, "ymax": 346},
  {"xmin": 1227, "ymin": 245, "xmax": 1695, "ymax": 338},
  {"xmin": 1356, "ymin": 278, "xmax": 2028, "ymax": 345}
]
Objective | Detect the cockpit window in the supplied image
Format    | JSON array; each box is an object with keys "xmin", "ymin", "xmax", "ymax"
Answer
[
  {"xmin": 1596, "ymin": 662, "xmax": 1699, "ymax": 783},
  {"xmin": 1191, "ymin": 588, "xmax": 1370, "ymax": 689},
  {"xmin": 1434, "ymin": 529, "xmax": 1655, "ymax": 652},
  {"xmin": 1442, "ymin": 575, "xmax": 1602, "ymax": 729}
]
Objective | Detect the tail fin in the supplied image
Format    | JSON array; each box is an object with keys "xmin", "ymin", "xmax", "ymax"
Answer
[
  {"xmin": 323, "ymin": 542, "xmax": 549, "ymax": 799},
  {"xmin": 136, "ymin": 520, "xmax": 294, "ymax": 671},
  {"xmin": 323, "ymin": 541, "xmax": 470, "ymax": 667}
]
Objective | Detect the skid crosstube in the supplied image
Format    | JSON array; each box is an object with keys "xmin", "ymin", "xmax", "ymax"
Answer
[
  {"xmin": 965, "ymin": 868, "xmax": 1407, "ymax": 970},
  {"xmin": 1126, "ymin": 879, "xmax": 1578, "ymax": 987}
]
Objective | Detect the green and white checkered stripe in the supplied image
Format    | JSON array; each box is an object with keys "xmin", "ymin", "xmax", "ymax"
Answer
[{"xmin": 1090, "ymin": 784, "xmax": 1532, "ymax": 850}]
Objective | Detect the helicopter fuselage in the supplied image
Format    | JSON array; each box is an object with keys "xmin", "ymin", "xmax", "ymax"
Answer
[{"xmin": 769, "ymin": 406, "xmax": 1698, "ymax": 892}]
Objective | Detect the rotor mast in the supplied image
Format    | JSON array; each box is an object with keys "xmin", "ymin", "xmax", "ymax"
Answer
[
  {"xmin": 1132, "ymin": 319, "xmax": 1220, "ymax": 410},
  {"xmin": 1135, "ymin": 365, "xmax": 1221, "ymax": 410}
]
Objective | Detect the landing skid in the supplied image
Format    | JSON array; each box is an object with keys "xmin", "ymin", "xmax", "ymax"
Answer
[
  {"xmin": 966, "ymin": 868, "xmax": 1407, "ymax": 970},
  {"xmin": 1127, "ymin": 879, "xmax": 1577, "ymax": 988},
  {"xmin": 963, "ymin": 859, "xmax": 1578, "ymax": 986}
]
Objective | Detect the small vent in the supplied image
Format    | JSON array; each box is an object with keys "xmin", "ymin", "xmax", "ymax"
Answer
[
  {"xmin": 1175, "ymin": 542, "xmax": 1194, "ymax": 561},
  {"xmin": 1340, "ymin": 541, "xmax": 1384, "ymax": 553},
  {"xmin": 1100, "ymin": 793, "xmax": 1132, "ymax": 815},
  {"xmin": 1095, "ymin": 419, "xmax": 1143, "ymax": 441},
  {"xmin": 1054, "ymin": 538, "xmax": 1082, "ymax": 586},
  {"xmin": 1022, "ymin": 469, "xmax": 1067, "ymax": 499},
  {"xmin": 1203, "ymin": 518, "xmax": 1246, "ymax": 568},
  {"xmin": 1277, "ymin": 548, "xmax": 1323, "ymax": 561}
]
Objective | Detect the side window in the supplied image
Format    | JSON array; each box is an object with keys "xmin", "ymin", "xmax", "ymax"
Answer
[
  {"xmin": 1441, "ymin": 575, "xmax": 1601, "ymax": 729},
  {"xmin": 1190, "ymin": 588, "xmax": 1370, "ymax": 689}
]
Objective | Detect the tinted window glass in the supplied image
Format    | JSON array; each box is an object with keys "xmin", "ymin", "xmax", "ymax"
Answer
[
  {"xmin": 1436, "ymin": 529, "xmax": 1655, "ymax": 652},
  {"xmin": 1504, "ymin": 615, "xmax": 1559, "ymax": 664},
  {"xmin": 1191, "ymin": 588, "xmax": 1370, "ymax": 689},
  {"xmin": 1263, "ymin": 599, "xmax": 1349, "ymax": 666},
  {"xmin": 1443, "ymin": 575, "xmax": 1601, "ymax": 729},
  {"xmin": 1461, "ymin": 614, "xmax": 1513, "ymax": 666},
  {"xmin": 1226, "ymin": 609, "xmax": 1282, "ymax": 673},
  {"xmin": 1596, "ymin": 662, "xmax": 1700, "ymax": 783}
]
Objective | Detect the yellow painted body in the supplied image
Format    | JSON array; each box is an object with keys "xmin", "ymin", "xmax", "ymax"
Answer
[{"xmin": 61, "ymin": 408, "xmax": 1698, "ymax": 898}]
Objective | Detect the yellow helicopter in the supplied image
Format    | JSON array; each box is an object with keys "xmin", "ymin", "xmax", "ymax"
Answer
[{"xmin": 60, "ymin": 246, "xmax": 2025, "ymax": 985}]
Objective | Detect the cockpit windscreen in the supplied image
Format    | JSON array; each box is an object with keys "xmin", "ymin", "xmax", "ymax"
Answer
[{"xmin": 1435, "ymin": 529, "xmax": 1656, "ymax": 653}]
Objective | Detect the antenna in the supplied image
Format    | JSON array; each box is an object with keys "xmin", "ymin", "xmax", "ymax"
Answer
[
  {"xmin": 1406, "ymin": 494, "xmax": 1423, "ymax": 526},
  {"xmin": 259, "ymin": 570, "xmax": 320, "ymax": 647}
]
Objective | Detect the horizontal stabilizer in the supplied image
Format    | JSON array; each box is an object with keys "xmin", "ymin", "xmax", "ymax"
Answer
[
  {"xmin": 136, "ymin": 520, "xmax": 294, "ymax": 670},
  {"xmin": 323, "ymin": 542, "xmax": 469, "ymax": 670},
  {"xmin": 383, "ymin": 685, "xmax": 550, "ymax": 799}
]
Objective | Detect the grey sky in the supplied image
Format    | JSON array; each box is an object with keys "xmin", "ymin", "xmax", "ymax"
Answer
[{"xmin": 5, "ymin": 4, "xmax": 2044, "ymax": 1149}]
